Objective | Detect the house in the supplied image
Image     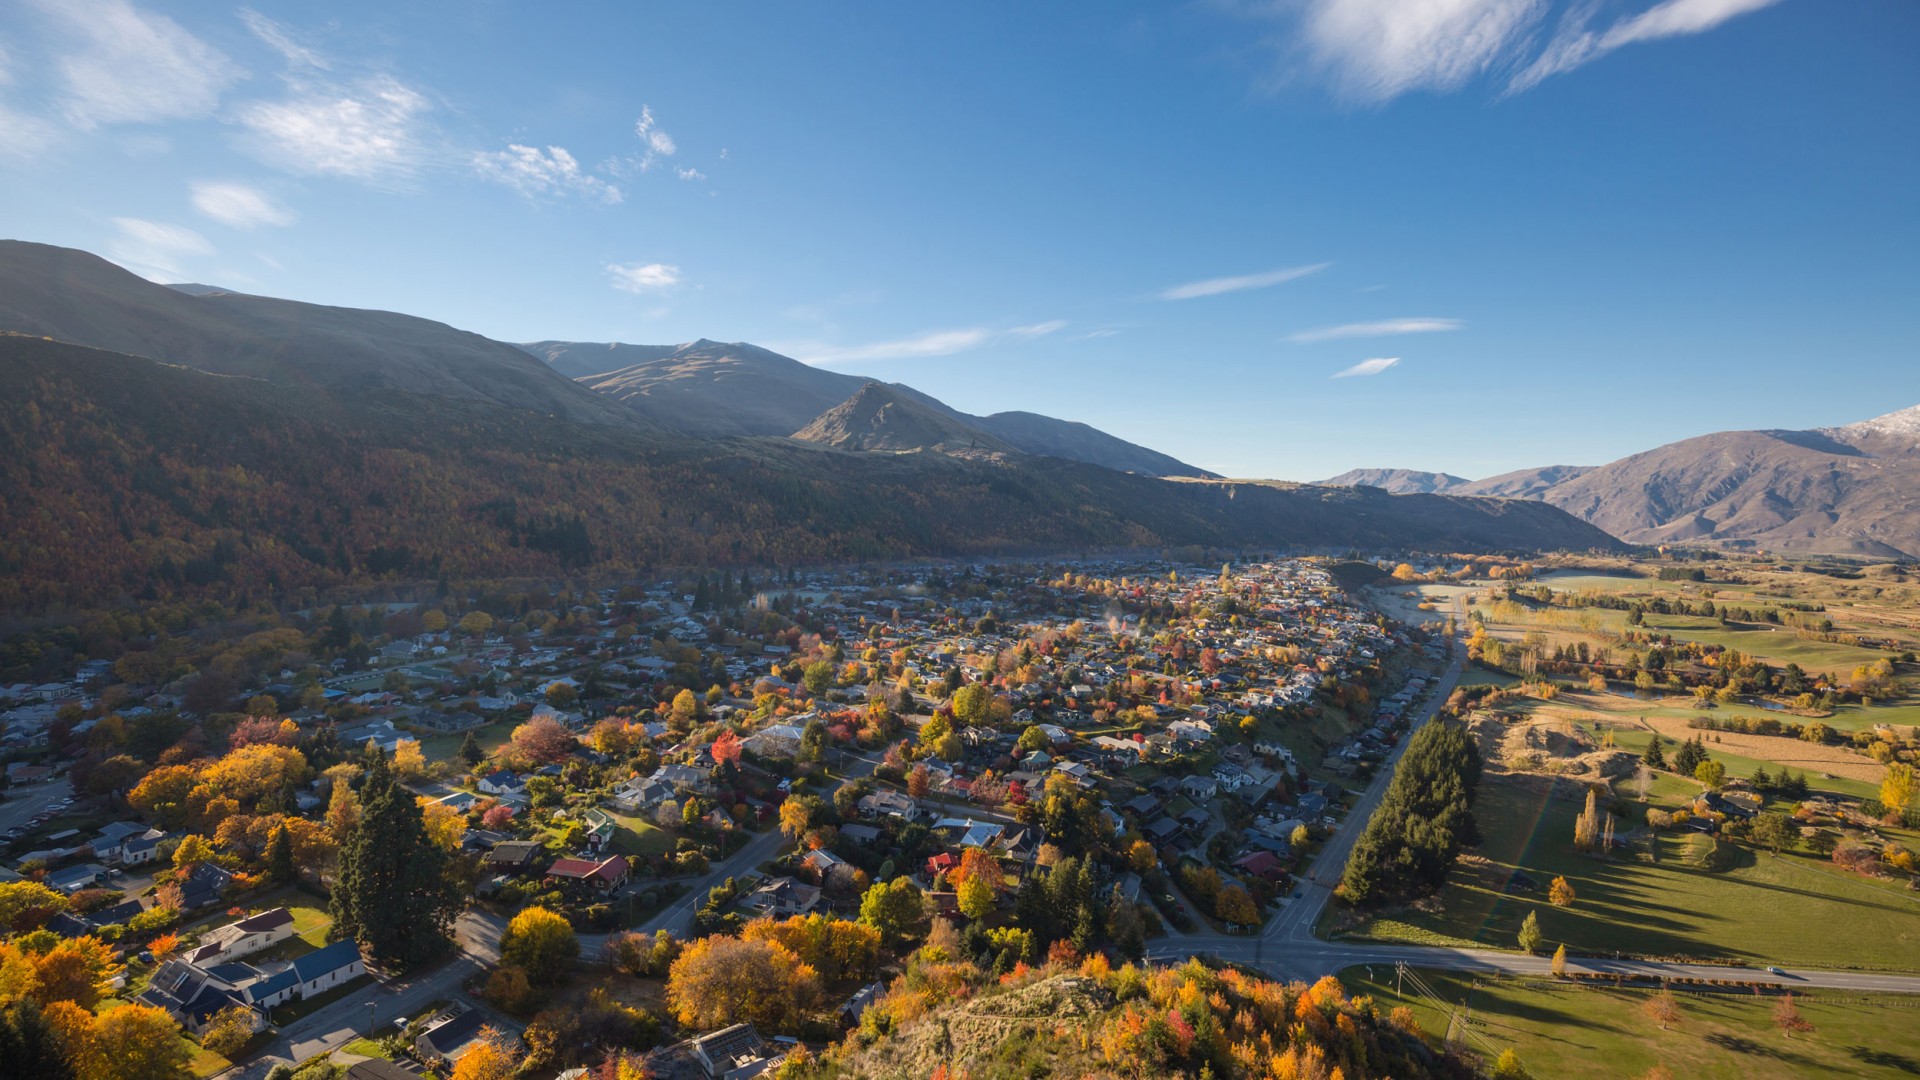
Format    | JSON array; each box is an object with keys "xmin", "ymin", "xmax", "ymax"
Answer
[
  {"xmin": 184, "ymin": 907, "xmax": 296, "ymax": 966},
  {"xmin": 931, "ymin": 817, "xmax": 1002, "ymax": 849},
  {"xmin": 839, "ymin": 823, "xmax": 883, "ymax": 847},
  {"xmin": 90, "ymin": 821, "xmax": 154, "ymax": 863},
  {"xmin": 654, "ymin": 763, "xmax": 715, "ymax": 796},
  {"xmin": 1180, "ymin": 775, "xmax": 1219, "ymax": 800},
  {"xmin": 610, "ymin": 775, "xmax": 672, "ymax": 812},
  {"xmin": 412, "ymin": 710, "xmax": 485, "ymax": 734},
  {"xmin": 546, "ymin": 855, "xmax": 630, "ymax": 891},
  {"xmin": 744, "ymin": 723, "xmax": 806, "ymax": 759},
  {"xmin": 122, "ymin": 828, "xmax": 167, "ymax": 866},
  {"xmin": 741, "ymin": 876, "xmax": 820, "ymax": 917},
  {"xmin": 580, "ymin": 808, "xmax": 617, "ymax": 851},
  {"xmin": 139, "ymin": 960, "xmax": 262, "ymax": 1033},
  {"xmin": 45, "ymin": 863, "xmax": 108, "ymax": 894},
  {"xmin": 477, "ymin": 770, "xmax": 528, "ymax": 799},
  {"xmin": 292, "ymin": 939, "xmax": 366, "ymax": 997},
  {"xmin": 1233, "ymin": 850, "xmax": 1288, "ymax": 882},
  {"xmin": 857, "ymin": 789, "xmax": 921, "ymax": 822},
  {"xmin": 839, "ymin": 982, "xmax": 888, "ymax": 1027},
  {"xmin": 175, "ymin": 863, "xmax": 236, "ymax": 910},
  {"xmin": 486, "ymin": 840, "xmax": 546, "ymax": 876},
  {"xmin": 690, "ymin": 1023, "xmax": 778, "ymax": 1079},
  {"xmin": 416, "ymin": 1008, "xmax": 490, "ymax": 1068}
]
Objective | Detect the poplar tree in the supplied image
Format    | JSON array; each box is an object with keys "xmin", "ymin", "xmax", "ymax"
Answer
[{"xmin": 331, "ymin": 747, "xmax": 461, "ymax": 969}]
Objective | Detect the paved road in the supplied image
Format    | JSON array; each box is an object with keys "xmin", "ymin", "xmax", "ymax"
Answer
[
  {"xmin": 226, "ymin": 910, "xmax": 506, "ymax": 1079},
  {"xmin": 0, "ymin": 776, "xmax": 73, "ymax": 833},
  {"xmin": 1148, "ymin": 614, "xmax": 1920, "ymax": 997},
  {"xmin": 578, "ymin": 752, "xmax": 886, "ymax": 955}
]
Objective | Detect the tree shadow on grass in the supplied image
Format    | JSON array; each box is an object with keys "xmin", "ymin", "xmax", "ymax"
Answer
[
  {"xmin": 1849, "ymin": 1046, "xmax": 1920, "ymax": 1074},
  {"xmin": 1703, "ymin": 1032, "xmax": 1813, "ymax": 1067}
]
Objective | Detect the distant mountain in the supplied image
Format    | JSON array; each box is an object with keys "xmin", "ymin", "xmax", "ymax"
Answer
[
  {"xmin": 522, "ymin": 337, "xmax": 1214, "ymax": 477},
  {"xmin": 1530, "ymin": 409, "xmax": 1920, "ymax": 559},
  {"xmin": 793, "ymin": 382, "xmax": 1018, "ymax": 456},
  {"xmin": 0, "ymin": 335, "xmax": 1621, "ymax": 612},
  {"xmin": 1315, "ymin": 468, "xmax": 1471, "ymax": 494},
  {"xmin": 1315, "ymin": 405, "xmax": 1920, "ymax": 559},
  {"xmin": 1455, "ymin": 465, "xmax": 1594, "ymax": 499},
  {"xmin": 0, "ymin": 241, "xmax": 635, "ymax": 428}
]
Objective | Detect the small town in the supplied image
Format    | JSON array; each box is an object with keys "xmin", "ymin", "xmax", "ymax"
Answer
[{"xmin": 0, "ymin": 557, "xmax": 1452, "ymax": 1078}]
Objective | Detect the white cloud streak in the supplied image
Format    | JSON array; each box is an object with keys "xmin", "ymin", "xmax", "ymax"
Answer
[
  {"xmin": 189, "ymin": 180, "xmax": 295, "ymax": 228},
  {"xmin": 799, "ymin": 320, "xmax": 1068, "ymax": 366},
  {"xmin": 1257, "ymin": 0, "xmax": 1783, "ymax": 102},
  {"xmin": 474, "ymin": 143, "xmax": 622, "ymax": 203},
  {"xmin": 107, "ymin": 216, "xmax": 212, "ymax": 280},
  {"xmin": 32, "ymin": 0, "xmax": 241, "ymax": 128},
  {"xmin": 1331, "ymin": 356, "xmax": 1401, "ymax": 378},
  {"xmin": 239, "ymin": 8, "xmax": 330, "ymax": 70},
  {"xmin": 237, "ymin": 75, "xmax": 431, "ymax": 184},
  {"xmin": 1160, "ymin": 262, "xmax": 1329, "ymax": 300},
  {"xmin": 1511, "ymin": 0, "xmax": 1784, "ymax": 91},
  {"xmin": 1287, "ymin": 316, "xmax": 1463, "ymax": 342},
  {"xmin": 607, "ymin": 262, "xmax": 682, "ymax": 293}
]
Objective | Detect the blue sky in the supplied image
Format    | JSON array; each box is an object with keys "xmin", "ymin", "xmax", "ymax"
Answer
[{"xmin": 1, "ymin": 1, "xmax": 1915, "ymax": 480}]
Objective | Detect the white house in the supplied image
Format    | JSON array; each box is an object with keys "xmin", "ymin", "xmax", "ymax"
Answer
[
  {"xmin": 291, "ymin": 939, "xmax": 365, "ymax": 998},
  {"xmin": 183, "ymin": 907, "xmax": 296, "ymax": 966}
]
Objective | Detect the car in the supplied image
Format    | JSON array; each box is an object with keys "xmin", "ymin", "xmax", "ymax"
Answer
[{"xmin": 1766, "ymin": 966, "xmax": 1786, "ymax": 976}]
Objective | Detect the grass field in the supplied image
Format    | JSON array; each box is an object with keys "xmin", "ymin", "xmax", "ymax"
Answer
[
  {"xmin": 1340, "ymin": 967, "xmax": 1920, "ymax": 1080},
  {"xmin": 1335, "ymin": 778, "xmax": 1920, "ymax": 971},
  {"xmin": 413, "ymin": 719, "xmax": 516, "ymax": 761},
  {"xmin": 606, "ymin": 810, "xmax": 678, "ymax": 855}
]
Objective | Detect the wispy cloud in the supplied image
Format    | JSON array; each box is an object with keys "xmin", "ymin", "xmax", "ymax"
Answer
[
  {"xmin": 189, "ymin": 180, "xmax": 295, "ymax": 228},
  {"xmin": 1331, "ymin": 356, "xmax": 1401, "ymax": 378},
  {"xmin": 32, "ymin": 0, "xmax": 241, "ymax": 128},
  {"xmin": 1511, "ymin": 0, "xmax": 1784, "ymax": 92},
  {"xmin": 675, "ymin": 166, "xmax": 706, "ymax": 182},
  {"xmin": 1287, "ymin": 316, "xmax": 1463, "ymax": 342},
  {"xmin": 474, "ymin": 144, "xmax": 622, "ymax": 203},
  {"xmin": 607, "ymin": 262, "xmax": 682, "ymax": 293},
  {"xmin": 1010, "ymin": 320, "xmax": 1069, "ymax": 339},
  {"xmin": 1160, "ymin": 262, "xmax": 1329, "ymax": 300},
  {"xmin": 1247, "ymin": 0, "xmax": 1782, "ymax": 102},
  {"xmin": 107, "ymin": 216, "xmax": 212, "ymax": 280},
  {"xmin": 238, "ymin": 8, "xmax": 329, "ymax": 70},
  {"xmin": 605, "ymin": 105, "xmax": 680, "ymax": 178},
  {"xmin": 237, "ymin": 75, "xmax": 431, "ymax": 185},
  {"xmin": 798, "ymin": 320, "xmax": 1067, "ymax": 366}
]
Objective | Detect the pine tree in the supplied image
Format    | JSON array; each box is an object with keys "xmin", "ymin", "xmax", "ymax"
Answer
[
  {"xmin": 1642, "ymin": 736, "xmax": 1667, "ymax": 770},
  {"xmin": 0, "ymin": 1001, "xmax": 75, "ymax": 1080},
  {"xmin": 459, "ymin": 729, "xmax": 484, "ymax": 768},
  {"xmin": 1518, "ymin": 910, "xmax": 1543, "ymax": 954},
  {"xmin": 331, "ymin": 747, "xmax": 461, "ymax": 970},
  {"xmin": 266, "ymin": 823, "xmax": 295, "ymax": 885}
]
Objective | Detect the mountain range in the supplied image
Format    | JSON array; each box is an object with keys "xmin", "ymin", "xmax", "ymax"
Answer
[
  {"xmin": 1316, "ymin": 412, "xmax": 1920, "ymax": 559},
  {"xmin": 520, "ymin": 337, "xmax": 1211, "ymax": 477}
]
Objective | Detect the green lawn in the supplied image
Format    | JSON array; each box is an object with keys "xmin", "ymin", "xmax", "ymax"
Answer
[
  {"xmin": 606, "ymin": 811, "xmax": 678, "ymax": 855},
  {"xmin": 1457, "ymin": 665, "xmax": 1520, "ymax": 688},
  {"xmin": 413, "ymin": 719, "xmax": 516, "ymax": 762},
  {"xmin": 1336, "ymin": 778, "xmax": 1920, "ymax": 971},
  {"xmin": 1340, "ymin": 967, "xmax": 1920, "ymax": 1080}
]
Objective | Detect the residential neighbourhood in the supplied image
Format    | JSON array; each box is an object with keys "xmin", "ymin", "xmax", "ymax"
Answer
[{"xmin": 0, "ymin": 556, "xmax": 1459, "ymax": 1075}]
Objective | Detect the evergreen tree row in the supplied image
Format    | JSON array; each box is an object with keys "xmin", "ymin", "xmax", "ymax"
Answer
[{"xmin": 1340, "ymin": 718, "xmax": 1482, "ymax": 906}]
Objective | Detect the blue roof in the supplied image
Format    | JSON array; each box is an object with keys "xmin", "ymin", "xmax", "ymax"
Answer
[
  {"xmin": 292, "ymin": 939, "xmax": 362, "ymax": 981},
  {"xmin": 250, "ymin": 967, "xmax": 299, "ymax": 999}
]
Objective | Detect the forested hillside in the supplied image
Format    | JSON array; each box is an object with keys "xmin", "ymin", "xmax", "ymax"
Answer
[{"xmin": 0, "ymin": 336, "xmax": 1621, "ymax": 613}]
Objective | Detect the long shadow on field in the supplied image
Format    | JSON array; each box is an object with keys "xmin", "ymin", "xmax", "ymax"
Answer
[
  {"xmin": 1704, "ymin": 1032, "xmax": 1813, "ymax": 1067},
  {"xmin": 1849, "ymin": 1047, "xmax": 1920, "ymax": 1074}
]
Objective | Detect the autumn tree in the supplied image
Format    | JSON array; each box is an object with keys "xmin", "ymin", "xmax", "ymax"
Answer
[
  {"xmin": 711, "ymin": 729, "xmax": 743, "ymax": 768},
  {"xmin": 0, "ymin": 882, "xmax": 69, "ymax": 932},
  {"xmin": 1550, "ymin": 943, "xmax": 1567, "ymax": 977},
  {"xmin": 0, "ymin": 999, "xmax": 71, "ymax": 1080},
  {"xmin": 1215, "ymin": 885, "xmax": 1260, "ymax": 927},
  {"xmin": 1694, "ymin": 760, "xmax": 1726, "ymax": 790},
  {"xmin": 1643, "ymin": 988, "xmax": 1682, "ymax": 1031},
  {"xmin": 1548, "ymin": 876, "xmax": 1576, "ymax": 907},
  {"xmin": 1572, "ymin": 788, "xmax": 1602, "ymax": 852},
  {"xmin": 502, "ymin": 906, "xmax": 578, "ymax": 985},
  {"xmin": 509, "ymin": 716, "xmax": 577, "ymax": 765},
  {"xmin": 778, "ymin": 794, "xmax": 823, "ymax": 842},
  {"xmin": 666, "ymin": 936, "xmax": 823, "ymax": 1031},
  {"xmin": 1773, "ymin": 993, "xmax": 1814, "ymax": 1039},
  {"xmin": 958, "ymin": 875, "xmax": 994, "ymax": 920},
  {"xmin": 127, "ymin": 766, "xmax": 198, "ymax": 830},
  {"xmin": 740, "ymin": 914, "xmax": 882, "ymax": 982},
  {"xmin": 449, "ymin": 1027, "xmax": 519, "ymax": 1080},
  {"xmin": 1882, "ymin": 763, "xmax": 1916, "ymax": 821},
  {"xmin": 200, "ymin": 1005, "xmax": 255, "ymax": 1058}
]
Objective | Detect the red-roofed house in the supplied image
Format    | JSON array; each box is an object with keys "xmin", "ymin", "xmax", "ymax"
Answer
[{"xmin": 545, "ymin": 856, "xmax": 629, "ymax": 891}]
